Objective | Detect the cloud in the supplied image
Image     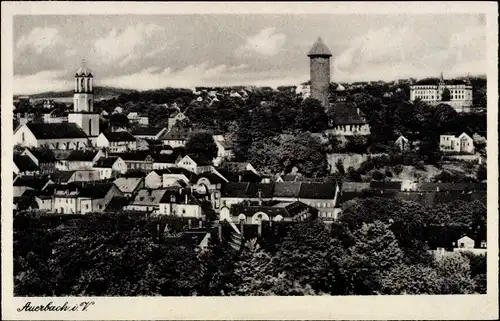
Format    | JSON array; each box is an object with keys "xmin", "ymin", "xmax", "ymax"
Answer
[
  {"xmin": 332, "ymin": 23, "xmax": 486, "ymax": 81},
  {"xmin": 14, "ymin": 70, "xmax": 68, "ymax": 94},
  {"xmin": 16, "ymin": 27, "xmax": 62, "ymax": 54},
  {"xmin": 93, "ymin": 23, "xmax": 164, "ymax": 66},
  {"xmin": 236, "ymin": 27, "xmax": 286, "ymax": 56}
]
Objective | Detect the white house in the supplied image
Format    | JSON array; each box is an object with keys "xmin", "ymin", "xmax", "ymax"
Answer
[
  {"xmin": 14, "ymin": 123, "xmax": 90, "ymax": 150},
  {"xmin": 439, "ymin": 132, "xmax": 475, "ymax": 154},
  {"xmin": 127, "ymin": 112, "xmax": 149, "ymax": 126},
  {"xmin": 214, "ymin": 140, "xmax": 234, "ymax": 166},
  {"xmin": 93, "ymin": 156, "xmax": 128, "ymax": 179},
  {"xmin": 158, "ymin": 190, "xmax": 202, "ymax": 218},
  {"xmin": 176, "ymin": 155, "xmax": 212, "ymax": 174},
  {"xmin": 160, "ymin": 127, "xmax": 192, "ymax": 147},
  {"xmin": 395, "ymin": 135, "xmax": 410, "ymax": 151},
  {"xmin": 167, "ymin": 112, "xmax": 189, "ymax": 132},
  {"xmin": 326, "ymin": 102, "xmax": 371, "ymax": 136},
  {"xmin": 96, "ymin": 131, "xmax": 137, "ymax": 152}
]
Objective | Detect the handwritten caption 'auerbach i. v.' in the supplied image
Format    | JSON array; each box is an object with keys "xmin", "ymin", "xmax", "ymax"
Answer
[{"xmin": 17, "ymin": 301, "xmax": 95, "ymax": 312}]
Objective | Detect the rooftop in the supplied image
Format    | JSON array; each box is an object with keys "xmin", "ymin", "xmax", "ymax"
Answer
[
  {"xmin": 328, "ymin": 102, "xmax": 367, "ymax": 125},
  {"xmin": 102, "ymin": 131, "xmax": 136, "ymax": 142},
  {"xmin": 94, "ymin": 156, "xmax": 120, "ymax": 168},
  {"xmin": 308, "ymin": 37, "xmax": 332, "ymax": 57},
  {"xmin": 23, "ymin": 122, "xmax": 88, "ymax": 139}
]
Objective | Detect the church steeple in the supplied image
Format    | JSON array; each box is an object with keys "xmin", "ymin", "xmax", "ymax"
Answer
[
  {"xmin": 439, "ymin": 71, "xmax": 444, "ymax": 83},
  {"xmin": 73, "ymin": 60, "xmax": 94, "ymax": 112}
]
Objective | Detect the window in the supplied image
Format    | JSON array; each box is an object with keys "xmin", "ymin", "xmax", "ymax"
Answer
[
  {"xmin": 86, "ymin": 204, "xmax": 89, "ymax": 209},
  {"xmin": 21, "ymin": 132, "xmax": 25, "ymax": 142},
  {"xmin": 66, "ymin": 199, "xmax": 68, "ymax": 204}
]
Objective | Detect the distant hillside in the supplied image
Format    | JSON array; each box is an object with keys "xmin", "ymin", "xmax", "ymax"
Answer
[{"xmin": 17, "ymin": 86, "xmax": 138, "ymax": 100}]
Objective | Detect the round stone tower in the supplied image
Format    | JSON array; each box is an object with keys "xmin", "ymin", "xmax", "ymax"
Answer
[{"xmin": 308, "ymin": 37, "xmax": 332, "ymax": 108}]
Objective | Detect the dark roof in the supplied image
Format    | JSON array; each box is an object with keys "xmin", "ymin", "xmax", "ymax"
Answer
[
  {"xmin": 131, "ymin": 127, "xmax": 166, "ymax": 136},
  {"xmin": 13, "ymin": 176, "xmax": 49, "ymax": 189},
  {"xmin": 25, "ymin": 122, "xmax": 87, "ymax": 139},
  {"xmin": 102, "ymin": 131, "xmax": 136, "ymax": 142},
  {"xmin": 246, "ymin": 182, "xmax": 274, "ymax": 198},
  {"xmin": 193, "ymin": 172, "xmax": 227, "ymax": 185},
  {"xmin": 49, "ymin": 171, "xmax": 75, "ymax": 183},
  {"xmin": 273, "ymin": 182, "xmax": 301, "ymax": 198},
  {"xmin": 161, "ymin": 127, "xmax": 192, "ymax": 140},
  {"xmin": 222, "ymin": 162, "xmax": 253, "ymax": 173},
  {"xmin": 370, "ymin": 181, "xmax": 402, "ymax": 190},
  {"xmin": 105, "ymin": 196, "xmax": 131, "ymax": 212},
  {"xmin": 94, "ymin": 157, "xmax": 120, "ymax": 168},
  {"xmin": 14, "ymin": 155, "xmax": 39, "ymax": 172},
  {"xmin": 187, "ymin": 154, "xmax": 212, "ymax": 166},
  {"xmin": 154, "ymin": 153, "xmax": 178, "ymax": 163},
  {"xmin": 221, "ymin": 182, "xmax": 250, "ymax": 197},
  {"xmin": 308, "ymin": 37, "xmax": 332, "ymax": 57},
  {"xmin": 78, "ymin": 182, "xmax": 114, "ymax": 198},
  {"xmin": 67, "ymin": 150, "xmax": 98, "ymax": 162},
  {"xmin": 27, "ymin": 148, "xmax": 56, "ymax": 162},
  {"xmin": 109, "ymin": 151, "xmax": 151, "ymax": 161},
  {"xmin": 298, "ymin": 182, "xmax": 338, "ymax": 199},
  {"xmin": 329, "ymin": 102, "xmax": 367, "ymax": 125},
  {"xmin": 164, "ymin": 167, "xmax": 196, "ymax": 178}
]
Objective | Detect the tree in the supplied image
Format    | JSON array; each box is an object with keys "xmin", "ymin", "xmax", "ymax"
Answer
[
  {"xmin": 435, "ymin": 254, "xmax": 475, "ymax": 294},
  {"xmin": 341, "ymin": 221, "xmax": 405, "ymax": 295},
  {"xmin": 108, "ymin": 113, "xmax": 130, "ymax": 129},
  {"xmin": 441, "ymin": 88, "xmax": 451, "ymax": 101},
  {"xmin": 476, "ymin": 165, "xmax": 486, "ymax": 181},
  {"xmin": 273, "ymin": 221, "xmax": 347, "ymax": 294},
  {"xmin": 295, "ymin": 98, "xmax": 328, "ymax": 132},
  {"xmin": 185, "ymin": 131, "xmax": 218, "ymax": 161},
  {"xmin": 379, "ymin": 264, "xmax": 440, "ymax": 294}
]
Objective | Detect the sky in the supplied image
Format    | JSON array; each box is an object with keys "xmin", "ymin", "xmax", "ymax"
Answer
[{"xmin": 13, "ymin": 14, "xmax": 486, "ymax": 94}]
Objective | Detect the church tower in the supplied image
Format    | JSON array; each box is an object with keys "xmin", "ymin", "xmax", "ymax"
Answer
[
  {"xmin": 68, "ymin": 60, "xmax": 100, "ymax": 140},
  {"xmin": 308, "ymin": 37, "xmax": 332, "ymax": 108}
]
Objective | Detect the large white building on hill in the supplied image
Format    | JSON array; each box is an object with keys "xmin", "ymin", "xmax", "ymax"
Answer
[{"xmin": 410, "ymin": 72, "xmax": 473, "ymax": 112}]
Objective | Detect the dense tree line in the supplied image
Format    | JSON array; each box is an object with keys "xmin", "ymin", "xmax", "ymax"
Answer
[{"xmin": 14, "ymin": 196, "xmax": 486, "ymax": 296}]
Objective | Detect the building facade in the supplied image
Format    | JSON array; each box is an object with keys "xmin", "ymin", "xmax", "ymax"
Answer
[{"xmin": 410, "ymin": 73, "xmax": 473, "ymax": 111}]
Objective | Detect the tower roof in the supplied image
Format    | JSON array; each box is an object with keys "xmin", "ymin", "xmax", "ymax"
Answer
[
  {"xmin": 76, "ymin": 60, "xmax": 93, "ymax": 77},
  {"xmin": 308, "ymin": 37, "xmax": 332, "ymax": 57}
]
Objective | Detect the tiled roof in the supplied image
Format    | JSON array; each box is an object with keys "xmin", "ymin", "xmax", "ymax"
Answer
[
  {"xmin": 25, "ymin": 122, "xmax": 87, "ymax": 139},
  {"xmin": 13, "ymin": 176, "xmax": 49, "ymax": 189},
  {"xmin": 102, "ymin": 131, "xmax": 136, "ymax": 142},
  {"xmin": 273, "ymin": 182, "xmax": 301, "ymax": 198},
  {"xmin": 298, "ymin": 182, "xmax": 338, "ymax": 199},
  {"xmin": 329, "ymin": 102, "xmax": 367, "ymax": 125},
  {"xmin": 221, "ymin": 182, "xmax": 250, "ymax": 197},
  {"xmin": 26, "ymin": 148, "xmax": 56, "ymax": 162},
  {"xmin": 131, "ymin": 189, "xmax": 168, "ymax": 205},
  {"xmin": 78, "ymin": 182, "xmax": 113, "ymax": 198},
  {"xmin": 94, "ymin": 157, "xmax": 119, "ymax": 168},
  {"xmin": 188, "ymin": 154, "xmax": 213, "ymax": 166},
  {"xmin": 14, "ymin": 155, "xmax": 39, "ymax": 172},
  {"xmin": 49, "ymin": 171, "xmax": 75, "ymax": 183},
  {"xmin": 153, "ymin": 153, "xmax": 178, "ymax": 164},
  {"xmin": 307, "ymin": 37, "xmax": 332, "ymax": 57},
  {"xmin": 246, "ymin": 182, "xmax": 274, "ymax": 198},
  {"xmin": 414, "ymin": 78, "xmax": 439, "ymax": 85},
  {"xmin": 113, "ymin": 177, "xmax": 143, "ymax": 193}
]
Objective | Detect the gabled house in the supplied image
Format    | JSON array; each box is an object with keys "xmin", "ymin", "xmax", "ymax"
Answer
[
  {"xmin": 14, "ymin": 122, "xmax": 89, "ymax": 150},
  {"xmin": 439, "ymin": 132, "xmax": 475, "ymax": 154},
  {"xmin": 152, "ymin": 152, "xmax": 179, "ymax": 170},
  {"xmin": 109, "ymin": 151, "xmax": 154, "ymax": 172},
  {"xmin": 21, "ymin": 148, "xmax": 57, "ymax": 174},
  {"xmin": 167, "ymin": 112, "xmax": 189, "ymax": 132},
  {"xmin": 395, "ymin": 135, "xmax": 410, "ymax": 151},
  {"xmin": 124, "ymin": 188, "xmax": 169, "ymax": 213},
  {"xmin": 214, "ymin": 140, "xmax": 234, "ymax": 166},
  {"xmin": 62, "ymin": 149, "xmax": 105, "ymax": 170},
  {"xmin": 176, "ymin": 154, "xmax": 213, "ymax": 174},
  {"xmin": 127, "ymin": 112, "xmax": 149, "ymax": 126},
  {"xmin": 52, "ymin": 182, "xmax": 120, "ymax": 214},
  {"xmin": 228, "ymin": 201, "xmax": 318, "ymax": 224},
  {"xmin": 13, "ymin": 175, "xmax": 52, "ymax": 197},
  {"xmin": 158, "ymin": 189, "xmax": 203, "ymax": 218},
  {"xmin": 326, "ymin": 102, "xmax": 370, "ymax": 136},
  {"xmin": 49, "ymin": 169, "xmax": 100, "ymax": 183},
  {"xmin": 160, "ymin": 127, "xmax": 192, "ymax": 147},
  {"xmin": 161, "ymin": 167, "xmax": 194, "ymax": 188},
  {"xmin": 93, "ymin": 156, "xmax": 128, "ymax": 179},
  {"xmin": 96, "ymin": 131, "xmax": 137, "ymax": 152},
  {"xmin": 221, "ymin": 162, "xmax": 259, "ymax": 175}
]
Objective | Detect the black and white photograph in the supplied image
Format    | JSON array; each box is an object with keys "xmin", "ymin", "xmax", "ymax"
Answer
[{"xmin": 1, "ymin": 1, "xmax": 498, "ymax": 320}]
